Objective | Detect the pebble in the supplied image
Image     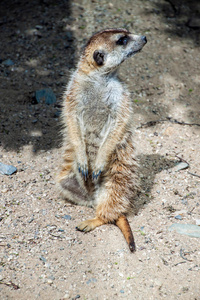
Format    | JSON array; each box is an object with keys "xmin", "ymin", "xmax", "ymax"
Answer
[
  {"xmin": 174, "ymin": 162, "xmax": 189, "ymax": 172},
  {"xmin": 40, "ymin": 256, "xmax": 47, "ymax": 263},
  {"xmin": 168, "ymin": 224, "xmax": 200, "ymax": 238},
  {"xmin": 175, "ymin": 215, "xmax": 183, "ymax": 220},
  {"xmin": 35, "ymin": 88, "xmax": 56, "ymax": 105},
  {"xmin": 86, "ymin": 278, "xmax": 97, "ymax": 284},
  {"xmin": 28, "ymin": 217, "xmax": 34, "ymax": 223},
  {"xmin": 2, "ymin": 59, "xmax": 15, "ymax": 66},
  {"xmin": 62, "ymin": 215, "xmax": 72, "ymax": 220},
  {"xmin": 0, "ymin": 162, "xmax": 17, "ymax": 175}
]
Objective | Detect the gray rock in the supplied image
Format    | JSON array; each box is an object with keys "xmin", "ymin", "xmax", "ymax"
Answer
[
  {"xmin": 2, "ymin": 59, "xmax": 14, "ymax": 66},
  {"xmin": 168, "ymin": 223, "xmax": 200, "ymax": 238},
  {"xmin": 40, "ymin": 256, "xmax": 47, "ymax": 263},
  {"xmin": 0, "ymin": 162, "xmax": 17, "ymax": 175},
  {"xmin": 174, "ymin": 162, "xmax": 189, "ymax": 172},
  {"xmin": 35, "ymin": 88, "xmax": 56, "ymax": 105},
  {"xmin": 175, "ymin": 215, "xmax": 183, "ymax": 220},
  {"xmin": 62, "ymin": 215, "xmax": 71, "ymax": 220},
  {"xmin": 86, "ymin": 278, "xmax": 97, "ymax": 284}
]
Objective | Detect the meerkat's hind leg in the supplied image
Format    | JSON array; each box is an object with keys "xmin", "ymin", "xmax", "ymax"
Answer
[
  {"xmin": 116, "ymin": 215, "xmax": 136, "ymax": 252},
  {"xmin": 76, "ymin": 217, "xmax": 106, "ymax": 232}
]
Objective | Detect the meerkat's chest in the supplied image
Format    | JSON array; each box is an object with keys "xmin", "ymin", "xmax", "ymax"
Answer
[{"xmin": 78, "ymin": 83, "xmax": 120, "ymax": 131}]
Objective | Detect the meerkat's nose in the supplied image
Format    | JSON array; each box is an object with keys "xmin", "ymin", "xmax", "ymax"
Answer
[{"xmin": 141, "ymin": 36, "xmax": 147, "ymax": 43}]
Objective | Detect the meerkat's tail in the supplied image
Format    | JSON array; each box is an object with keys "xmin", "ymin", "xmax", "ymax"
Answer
[{"xmin": 115, "ymin": 215, "xmax": 136, "ymax": 252}]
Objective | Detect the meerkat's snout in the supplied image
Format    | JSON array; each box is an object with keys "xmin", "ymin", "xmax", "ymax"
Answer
[{"xmin": 141, "ymin": 35, "xmax": 147, "ymax": 44}]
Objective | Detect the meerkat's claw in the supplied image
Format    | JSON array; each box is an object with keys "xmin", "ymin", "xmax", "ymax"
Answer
[
  {"xmin": 78, "ymin": 163, "xmax": 88, "ymax": 180},
  {"xmin": 92, "ymin": 170, "xmax": 102, "ymax": 180}
]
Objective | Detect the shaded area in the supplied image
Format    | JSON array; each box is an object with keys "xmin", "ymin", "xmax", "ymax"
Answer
[
  {"xmin": 135, "ymin": 154, "xmax": 177, "ymax": 213},
  {"xmin": 127, "ymin": 0, "xmax": 200, "ymax": 131},
  {"xmin": 151, "ymin": 0, "xmax": 200, "ymax": 44},
  {"xmin": 0, "ymin": 0, "xmax": 76, "ymax": 152}
]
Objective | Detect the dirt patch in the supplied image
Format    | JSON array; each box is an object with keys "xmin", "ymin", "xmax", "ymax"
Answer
[{"xmin": 0, "ymin": 0, "xmax": 200, "ymax": 299}]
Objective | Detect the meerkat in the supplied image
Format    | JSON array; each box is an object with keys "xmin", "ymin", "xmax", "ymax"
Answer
[{"xmin": 57, "ymin": 28, "xmax": 147, "ymax": 252}]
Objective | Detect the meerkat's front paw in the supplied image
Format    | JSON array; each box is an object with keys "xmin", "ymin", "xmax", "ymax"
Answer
[
  {"xmin": 92, "ymin": 160, "xmax": 105, "ymax": 180},
  {"xmin": 92, "ymin": 169, "xmax": 102, "ymax": 180}
]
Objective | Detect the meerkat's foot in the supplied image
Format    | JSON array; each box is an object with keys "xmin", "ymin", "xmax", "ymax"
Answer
[
  {"xmin": 93, "ymin": 160, "xmax": 105, "ymax": 180},
  {"xmin": 76, "ymin": 217, "xmax": 105, "ymax": 232}
]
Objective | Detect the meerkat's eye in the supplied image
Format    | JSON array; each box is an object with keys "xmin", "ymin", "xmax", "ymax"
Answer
[{"xmin": 116, "ymin": 36, "xmax": 129, "ymax": 46}]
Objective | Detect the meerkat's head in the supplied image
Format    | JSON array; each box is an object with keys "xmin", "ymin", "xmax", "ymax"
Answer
[{"xmin": 80, "ymin": 28, "xmax": 147, "ymax": 74}]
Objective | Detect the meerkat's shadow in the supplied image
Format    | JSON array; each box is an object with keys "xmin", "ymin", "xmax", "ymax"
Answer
[{"xmin": 134, "ymin": 154, "xmax": 177, "ymax": 214}]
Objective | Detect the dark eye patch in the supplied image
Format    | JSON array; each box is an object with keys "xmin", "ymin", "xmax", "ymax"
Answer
[{"xmin": 116, "ymin": 35, "xmax": 129, "ymax": 46}]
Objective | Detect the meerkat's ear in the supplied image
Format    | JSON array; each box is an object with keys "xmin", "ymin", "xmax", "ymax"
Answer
[{"xmin": 93, "ymin": 50, "xmax": 105, "ymax": 66}]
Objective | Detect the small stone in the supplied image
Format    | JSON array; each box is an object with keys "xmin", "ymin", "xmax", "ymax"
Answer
[
  {"xmin": 86, "ymin": 278, "xmax": 97, "ymax": 284},
  {"xmin": 181, "ymin": 198, "xmax": 188, "ymax": 205},
  {"xmin": 175, "ymin": 215, "xmax": 183, "ymax": 220},
  {"xmin": 35, "ymin": 25, "xmax": 43, "ymax": 30},
  {"xmin": 62, "ymin": 215, "xmax": 71, "ymax": 220},
  {"xmin": 168, "ymin": 223, "xmax": 200, "ymax": 238},
  {"xmin": 28, "ymin": 217, "xmax": 34, "ymax": 223},
  {"xmin": 35, "ymin": 88, "xmax": 56, "ymax": 105},
  {"xmin": 2, "ymin": 59, "xmax": 14, "ymax": 66},
  {"xmin": 0, "ymin": 162, "xmax": 17, "ymax": 175},
  {"xmin": 40, "ymin": 256, "xmax": 47, "ymax": 263},
  {"xmin": 120, "ymin": 289, "xmax": 125, "ymax": 293},
  {"xmin": 174, "ymin": 162, "xmax": 189, "ymax": 172},
  {"xmin": 47, "ymin": 279, "xmax": 53, "ymax": 285}
]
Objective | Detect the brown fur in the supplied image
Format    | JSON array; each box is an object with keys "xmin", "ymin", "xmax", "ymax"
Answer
[{"xmin": 57, "ymin": 28, "xmax": 147, "ymax": 252}]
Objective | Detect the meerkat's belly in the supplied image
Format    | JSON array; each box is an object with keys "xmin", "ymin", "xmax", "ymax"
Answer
[{"xmin": 81, "ymin": 102, "xmax": 116, "ymax": 164}]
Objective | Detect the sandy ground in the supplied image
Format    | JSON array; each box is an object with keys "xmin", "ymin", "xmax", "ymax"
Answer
[{"xmin": 0, "ymin": 0, "xmax": 200, "ymax": 299}]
